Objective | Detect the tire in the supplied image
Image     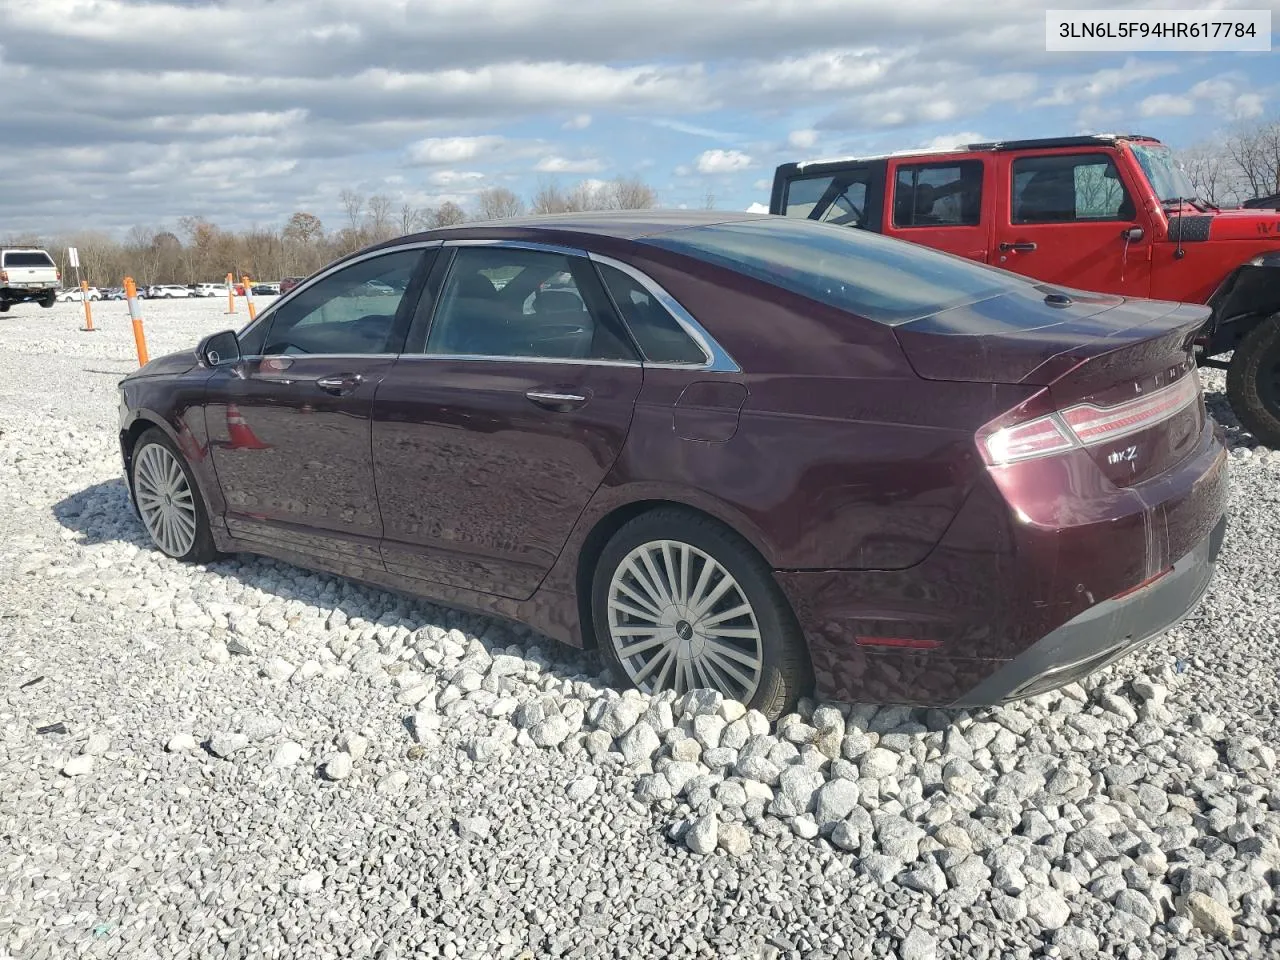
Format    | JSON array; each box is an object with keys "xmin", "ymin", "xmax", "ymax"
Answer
[
  {"xmin": 40, "ymin": 295, "xmax": 55, "ymax": 308},
  {"xmin": 0, "ymin": 301, "xmax": 8, "ymax": 313},
  {"xmin": 591, "ymin": 507, "xmax": 810, "ymax": 719},
  {"xmin": 129, "ymin": 428, "xmax": 219, "ymax": 563},
  {"xmin": 1226, "ymin": 316, "xmax": 1280, "ymax": 447}
]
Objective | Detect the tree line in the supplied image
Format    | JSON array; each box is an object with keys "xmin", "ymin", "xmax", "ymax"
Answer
[
  {"xmin": 1178, "ymin": 116, "xmax": 1280, "ymax": 207},
  {"xmin": 3, "ymin": 177, "xmax": 658, "ymax": 288}
]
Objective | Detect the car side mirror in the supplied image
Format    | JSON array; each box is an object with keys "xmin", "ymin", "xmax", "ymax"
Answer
[
  {"xmin": 1122, "ymin": 226, "xmax": 1145, "ymax": 242},
  {"xmin": 196, "ymin": 330, "xmax": 241, "ymax": 368}
]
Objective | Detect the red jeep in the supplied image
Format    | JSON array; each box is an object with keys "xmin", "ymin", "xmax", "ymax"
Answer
[{"xmin": 771, "ymin": 134, "xmax": 1280, "ymax": 444}]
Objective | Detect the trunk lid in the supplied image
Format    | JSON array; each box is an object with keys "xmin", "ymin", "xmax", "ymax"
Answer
[{"xmin": 895, "ymin": 285, "xmax": 1210, "ymax": 487}]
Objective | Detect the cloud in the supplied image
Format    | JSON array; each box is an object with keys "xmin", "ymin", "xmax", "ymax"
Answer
[
  {"xmin": 1035, "ymin": 59, "xmax": 1178, "ymax": 108},
  {"xmin": 696, "ymin": 149, "xmax": 753, "ymax": 174},
  {"xmin": 562, "ymin": 113, "xmax": 592, "ymax": 129},
  {"xmin": 428, "ymin": 170, "xmax": 486, "ymax": 186},
  {"xmin": 787, "ymin": 128, "xmax": 819, "ymax": 150},
  {"xmin": 407, "ymin": 136, "xmax": 506, "ymax": 164},
  {"xmin": 648, "ymin": 118, "xmax": 741, "ymax": 141},
  {"xmin": 745, "ymin": 201, "xmax": 770, "ymax": 213},
  {"xmin": 535, "ymin": 155, "xmax": 604, "ymax": 173},
  {"xmin": 917, "ymin": 131, "xmax": 985, "ymax": 151},
  {"xmin": 1139, "ymin": 94, "xmax": 1195, "ymax": 118}
]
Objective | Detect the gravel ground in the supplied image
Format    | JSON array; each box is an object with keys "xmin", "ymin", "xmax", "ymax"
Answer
[{"xmin": 1, "ymin": 298, "xmax": 1277, "ymax": 960}]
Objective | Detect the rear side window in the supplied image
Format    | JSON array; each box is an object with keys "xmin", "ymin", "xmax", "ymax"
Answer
[
  {"xmin": 783, "ymin": 172, "xmax": 871, "ymax": 228},
  {"xmin": 1012, "ymin": 154, "xmax": 1134, "ymax": 223},
  {"xmin": 3, "ymin": 251, "xmax": 55, "ymax": 267},
  {"xmin": 642, "ymin": 217, "xmax": 1025, "ymax": 326},
  {"xmin": 893, "ymin": 161, "xmax": 983, "ymax": 227},
  {"xmin": 596, "ymin": 263, "xmax": 707, "ymax": 364}
]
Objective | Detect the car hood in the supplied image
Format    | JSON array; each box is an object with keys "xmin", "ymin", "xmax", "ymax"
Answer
[{"xmin": 121, "ymin": 350, "xmax": 197, "ymax": 382}]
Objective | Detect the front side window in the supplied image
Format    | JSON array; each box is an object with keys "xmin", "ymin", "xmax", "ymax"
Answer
[
  {"xmin": 251, "ymin": 249, "xmax": 423, "ymax": 356},
  {"xmin": 643, "ymin": 217, "xmax": 1025, "ymax": 326},
  {"xmin": 424, "ymin": 247, "xmax": 634, "ymax": 362},
  {"xmin": 1012, "ymin": 153, "xmax": 1134, "ymax": 223},
  {"xmin": 596, "ymin": 263, "xmax": 707, "ymax": 364},
  {"xmin": 893, "ymin": 161, "xmax": 984, "ymax": 228},
  {"xmin": 783, "ymin": 172, "xmax": 870, "ymax": 228}
]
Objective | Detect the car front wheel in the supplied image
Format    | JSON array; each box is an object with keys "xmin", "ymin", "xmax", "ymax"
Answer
[
  {"xmin": 592, "ymin": 508, "xmax": 810, "ymax": 719},
  {"xmin": 130, "ymin": 429, "xmax": 218, "ymax": 563},
  {"xmin": 1226, "ymin": 316, "xmax": 1280, "ymax": 447}
]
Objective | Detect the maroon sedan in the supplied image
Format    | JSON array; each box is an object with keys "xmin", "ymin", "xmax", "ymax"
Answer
[{"xmin": 118, "ymin": 212, "xmax": 1228, "ymax": 718}]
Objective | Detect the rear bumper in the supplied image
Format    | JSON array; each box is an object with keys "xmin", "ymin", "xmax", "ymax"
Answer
[{"xmin": 952, "ymin": 513, "xmax": 1225, "ymax": 706}]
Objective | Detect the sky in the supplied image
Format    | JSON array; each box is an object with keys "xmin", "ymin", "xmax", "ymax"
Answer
[{"xmin": 0, "ymin": 0, "xmax": 1276, "ymax": 238}]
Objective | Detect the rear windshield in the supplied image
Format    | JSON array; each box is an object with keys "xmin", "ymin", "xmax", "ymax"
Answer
[
  {"xmin": 3, "ymin": 251, "xmax": 54, "ymax": 267},
  {"xmin": 641, "ymin": 217, "xmax": 1025, "ymax": 325}
]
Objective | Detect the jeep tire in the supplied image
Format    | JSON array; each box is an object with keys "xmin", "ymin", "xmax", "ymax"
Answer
[{"xmin": 1227, "ymin": 315, "xmax": 1280, "ymax": 448}]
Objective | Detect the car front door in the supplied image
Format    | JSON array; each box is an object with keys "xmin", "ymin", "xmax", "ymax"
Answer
[
  {"xmin": 992, "ymin": 150, "xmax": 1153, "ymax": 297},
  {"xmin": 204, "ymin": 245, "xmax": 434, "ymax": 566},
  {"xmin": 372, "ymin": 241, "xmax": 643, "ymax": 600}
]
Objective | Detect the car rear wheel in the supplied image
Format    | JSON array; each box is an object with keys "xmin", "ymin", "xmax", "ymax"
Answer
[
  {"xmin": 40, "ymin": 295, "xmax": 55, "ymax": 308},
  {"xmin": 592, "ymin": 508, "xmax": 810, "ymax": 719},
  {"xmin": 130, "ymin": 429, "xmax": 218, "ymax": 563},
  {"xmin": 1226, "ymin": 316, "xmax": 1280, "ymax": 448}
]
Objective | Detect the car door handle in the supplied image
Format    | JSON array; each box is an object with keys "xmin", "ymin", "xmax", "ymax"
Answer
[
  {"xmin": 316, "ymin": 374, "xmax": 364, "ymax": 396},
  {"xmin": 525, "ymin": 389, "xmax": 588, "ymax": 409},
  {"xmin": 999, "ymin": 241, "xmax": 1037, "ymax": 253}
]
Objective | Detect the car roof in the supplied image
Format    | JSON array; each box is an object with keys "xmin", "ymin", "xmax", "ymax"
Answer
[
  {"xmin": 790, "ymin": 133, "xmax": 1163, "ymax": 171},
  {"xmin": 381, "ymin": 209, "xmax": 769, "ymax": 247}
]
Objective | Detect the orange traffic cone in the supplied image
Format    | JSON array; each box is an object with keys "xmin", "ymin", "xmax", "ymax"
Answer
[{"xmin": 225, "ymin": 403, "xmax": 269, "ymax": 450}]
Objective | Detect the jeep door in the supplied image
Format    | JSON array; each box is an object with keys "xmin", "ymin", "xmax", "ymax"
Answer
[
  {"xmin": 882, "ymin": 156, "xmax": 994, "ymax": 262},
  {"xmin": 991, "ymin": 149, "xmax": 1153, "ymax": 297}
]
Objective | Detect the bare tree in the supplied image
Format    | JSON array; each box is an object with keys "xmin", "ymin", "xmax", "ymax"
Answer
[
  {"xmin": 530, "ymin": 181, "xmax": 570, "ymax": 215},
  {"xmin": 476, "ymin": 186, "xmax": 524, "ymax": 220},
  {"xmin": 1180, "ymin": 144, "xmax": 1235, "ymax": 206},
  {"xmin": 399, "ymin": 203, "xmax": 426, "ymax": 234},
  {"xmin": 703, "ymin": 188, "xmax": 717, "ymax": 210},
  {"xmin": 366, "ymin": 194, "xmax": 395, "ymax": 241},
  {"xmin": 610, "ymin": 176, "xmax": 657, "ymax": 210},
  {"xmin": 339, "ymin": 190, "xmax": 365, "ymax": 233},
  {"xmin": 431, "ymin": 201, "xmax": 467, "ymax": 227},
  {"xmin": 282, "ymin": 211, "xmax": 324, "ymax": 245}
]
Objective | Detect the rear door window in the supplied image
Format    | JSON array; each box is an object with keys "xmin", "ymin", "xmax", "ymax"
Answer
[
  {"xmin": 1011, "ymin": 153, "xmax": 1134, "ymax": 223},
  {"xmin": 3, "ymin": 251, "xmax": 55, "ymax": 267},
  {"xmin": 892, "ymin": 161, "xmax": 983, "ymax": 227},
  {"xmin": 783, "ymin": 171, "xmax": 871, "ymax": 228},
  {"xmin": 596, "ymin": 263, "xmax": 707, "ymax": 364}
]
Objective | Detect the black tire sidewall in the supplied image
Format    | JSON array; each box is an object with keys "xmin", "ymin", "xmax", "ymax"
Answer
[
  {"xmin": 131, "ymin": 428, "xmax": 218, "ymax": 564},
  {"xmin": 1227, "ymin": 317, "xmax": 1280, "ymax": 447},
  {"xmin": 591, "ymin": 508, "xmax": 808, "ymax": 717}
]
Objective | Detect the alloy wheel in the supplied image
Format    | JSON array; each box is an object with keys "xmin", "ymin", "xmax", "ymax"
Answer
[
  {"xmin": 133, "ymin": 443, "xmax": 198, "ymax": 557},
  {"xmin": 606, "ymin": 539, "xmax": 764, "ymax": 702}
]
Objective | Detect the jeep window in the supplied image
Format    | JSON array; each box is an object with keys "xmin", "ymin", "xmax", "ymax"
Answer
[
  {"xmin": 1128, "ymin": 143, "xmax": 1196, "ymax": 203},
  {"xmin": 1012, "ymin": 154, "xmax": 1135, "ymax": 223},
  {"xmin": 2, "ymin": 251, "xmax": 55, "ymax": 268},
  {"xmin": 642, "ymin": 217, "xmax": 1025, "ymax": 326},
  {"xmin": 893, "ymin": 161, "xmax": 983, "ymax": 228},
  {"xmin": 783, "ymin": 172, "xmax": 870, "ymax": 228}
]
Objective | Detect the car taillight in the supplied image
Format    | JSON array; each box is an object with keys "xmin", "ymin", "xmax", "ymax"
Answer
[
  {"xmin": 0, "ymin": 271, "xmax": 7, "ymax": 282},
  {"xmin": 56, "ymin": 271, "xmax": 61, "ymax": 282},
  {"xmin": 980, "ymin": 371, "xmax": 1201, "ymax": 466}
]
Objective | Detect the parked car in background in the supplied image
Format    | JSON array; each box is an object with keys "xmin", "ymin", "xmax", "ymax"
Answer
[
  {"xmin": 194, "ymin": 283, "xmax": 229, "ymax": 298},
  {"xmin": 251, "ymin": 282, "xmax": 281, "ymax": 296},
  {"xmin": 117, "ymin": 212, "xmax": 1227, "ymax": 717},
  {"xmin": 146, "ymin": 284, "xmax": 193, "ymax": 299},
  {"xmin": 771, "ymin": 133, "xmax": 1280, "ymax": 445},
  {"xmin": 55, "ymin": 286, "xmax": 102, "ymax": 302},
  {"xmin": 102, "ymin": 287, "xmax": 125, "ymax": 301},
  {"xmin": 279, "ymin": 276, "xmax": 306, "ymax": 294},
  {"xmin": 1, "ymin": 247, "xmax": 59, "ymax": 311}
]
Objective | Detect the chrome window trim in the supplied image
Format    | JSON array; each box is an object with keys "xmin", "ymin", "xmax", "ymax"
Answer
[
  {"xmin": 587, "ymin": 252, "xmax": 741, "ymax": 373},
  {"xmin": 443, "ymin": 238, "xmax": 588, "ymax": 257},
  {"xmin": 394, "ymin": 353, "xmax": 642, "ymax": 368},
  {"xmin": 241, "ymin": 353, "xmax": 401, "ymax": 362},
  {"xmin": 237, "ymin": 240, "xmax": 444, "ymax": 340}
]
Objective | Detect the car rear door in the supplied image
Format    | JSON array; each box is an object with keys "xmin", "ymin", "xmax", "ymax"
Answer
[
  {"xmin": 203, "ymin": 244, "xmax": 435, "ymax": 567},
  {"xmin": 991, "ymin": 149, "xmax": 1154, "ymax": 297},
  {"xmin": 882, "ymin": 155, "xmax": 994, "ymax": 262},
  {"xmin": 371, "ymin": 241, "xmax": 643, "ymax": 600}
]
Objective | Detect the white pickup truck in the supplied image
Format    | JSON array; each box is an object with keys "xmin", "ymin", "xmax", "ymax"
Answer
[{"xmin": 1, "ymin": 248, "xmax": 60, "ymax": 311}]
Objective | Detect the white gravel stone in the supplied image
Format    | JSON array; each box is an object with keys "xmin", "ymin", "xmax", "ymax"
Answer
[
  {"xmin": 61, "ymin": 755, "xmax": 93, "ymax": 777},
  {"xmin": 208, "ymin": 733, "xmax": 249, "ymax": 759},
  {"xmin": 82, "ymin": 732, "xmax": 110, "ymax": 756},
  {"xmin": 859, "ymin": 747, "xmax": 898, "ymax": 779},
  {"xmin": 289, "ymin": 871, "xmax": 323, "ymax": 895},
  {"xmin": 322, "ymin": 753, "xmax": 353, "ymax": 780},
  {"xmin": 271, "ymin": 741, "xmax": 305, "ymax": 768},
  {"xmin": 565, "ymin": 775, "xmax": 598, "ymax": 801},
  {"xmin": 1180, "ymin": 891, "xmax": 1233, "ymax": 938},
  {"xmin": 337, "ymin": 733, "xmax": 368, "ymax": 760},
  {"xmin": 165, "ymin": 733, "xmax": 198, "ymax": 753},
  {"xmin": 262, "ymin": 656, "xmax": 296, "ymax": 682},
  {"xmin": 684, "ymin": 815, "xmax": 717, "ymax": 855}
]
